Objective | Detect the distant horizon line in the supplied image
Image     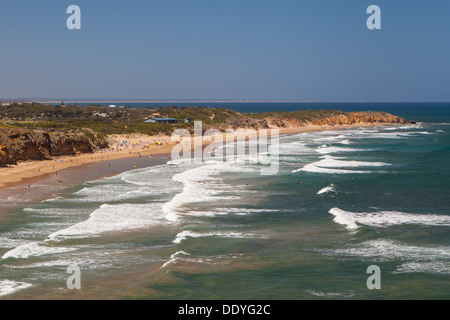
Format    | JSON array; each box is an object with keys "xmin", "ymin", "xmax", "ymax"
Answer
[{"xmin": 1, "ymin": 99, "xmax": 450, "ymax": 104}]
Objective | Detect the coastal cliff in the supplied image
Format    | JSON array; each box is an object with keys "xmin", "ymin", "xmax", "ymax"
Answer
[
  {"xmin": 0, "ymin": 108, "xmax": 409, "ymax": 166},
  {"xmin": 0, "ymin": 129, "xmax": 107, "ymax": 166},
  {"xmin": 213, "ymin": 111, "xmax": 408, "ymax": 131}
]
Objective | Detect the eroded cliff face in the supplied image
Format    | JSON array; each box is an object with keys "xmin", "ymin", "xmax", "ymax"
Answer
[{"xmin": 0, "ymin": 129, "xmax": 107, "ymax": 166}]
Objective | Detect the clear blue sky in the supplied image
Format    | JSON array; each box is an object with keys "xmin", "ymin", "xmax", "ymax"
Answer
[{"xmin": 0, "ymin": 0, "xmax": 449, "ymax": 101}]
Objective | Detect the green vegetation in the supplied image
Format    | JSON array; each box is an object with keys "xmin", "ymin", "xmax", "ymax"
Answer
[
  {"xmin": 0, "ymin": 102, "xmax": 345, "ymax": 136},
  {"xmin": 250, "ymin": 109, "xmax": 341, "ymax": 121}
]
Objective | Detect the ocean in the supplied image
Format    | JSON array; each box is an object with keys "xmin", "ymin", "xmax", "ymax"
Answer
[{"xmin": 0, "ymin": 103, "xmax": 449, "ymax": 299}]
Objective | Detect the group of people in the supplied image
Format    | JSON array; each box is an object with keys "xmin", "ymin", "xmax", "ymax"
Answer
[{"xmin": 108, "ymin": 137, "xmax": 170, "ymax": 153}]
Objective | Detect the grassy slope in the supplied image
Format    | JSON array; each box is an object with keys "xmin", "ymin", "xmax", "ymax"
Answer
[{"xmin": 0, "ymin": 103, "xmax": 341, "ymax": 136}]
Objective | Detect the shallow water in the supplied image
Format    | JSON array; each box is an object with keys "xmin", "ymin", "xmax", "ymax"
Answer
[{"xmin": 0, "ymin": 119, "xmax": 449, "ymax": 299}]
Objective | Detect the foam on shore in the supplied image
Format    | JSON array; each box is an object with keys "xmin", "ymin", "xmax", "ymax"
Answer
[
  {"xmin": 172, "ymin": 230, "xmax": 262, "ymax": 244},
  {"xmin": 0, "ymin": 280, "xmax": 33, "ymax": 297},
  {"xmin": 1, "ymin": 242, "xmax": 77, "ymax": 260},
  {"xmin": 48, "ymin": 203, "xmax": 172, "ymax": 240}
]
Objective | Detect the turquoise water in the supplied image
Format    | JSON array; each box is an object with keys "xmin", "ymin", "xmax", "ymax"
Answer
[{"xmin": 0, "ymin": 107, "xmax": 449, "ymax": 299}]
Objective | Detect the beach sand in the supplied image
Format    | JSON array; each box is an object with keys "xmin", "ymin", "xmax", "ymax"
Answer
[
  {"xmin": 0, "ymin": 134, "xmax": 175, "ymax": 189},
  {"xmin": 0, "ymin": 121, "xmax": 393, "ymax": 299},
  {"xmin": 0, "ymin": 123, "xmax": 380, "ymax": 190}
]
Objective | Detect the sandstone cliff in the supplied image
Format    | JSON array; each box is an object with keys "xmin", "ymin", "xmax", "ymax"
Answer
[
  {"xmin": 0, "ymin": 129, "xmax": 107, "ymax": 166},
  {"xmin": 210, "ymin": 111, "xmax": 408, "ymax": 131}
]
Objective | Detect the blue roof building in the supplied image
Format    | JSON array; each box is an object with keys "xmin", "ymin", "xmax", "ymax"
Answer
[{"xmin": 145, "ymin": 118, "xmax": 179, "ymax": 124}]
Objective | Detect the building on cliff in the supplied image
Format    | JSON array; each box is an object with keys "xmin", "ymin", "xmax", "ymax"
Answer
[{"xmin": 145, "ymin": 118, "xmax": 179, "ymax": 124}]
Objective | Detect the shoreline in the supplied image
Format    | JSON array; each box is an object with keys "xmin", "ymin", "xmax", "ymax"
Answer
[
  {"xmin": 0, "ymin": 134, "xmax": 176, "ymax": 189},
  {"xmin": 0, "ymin": 122, "xmax": 385, "ymax": 191}
]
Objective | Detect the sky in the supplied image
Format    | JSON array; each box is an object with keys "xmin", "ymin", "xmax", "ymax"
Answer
[{"xmin": 0, "ymin": 0, "xmax": 449, "ymax": 101}]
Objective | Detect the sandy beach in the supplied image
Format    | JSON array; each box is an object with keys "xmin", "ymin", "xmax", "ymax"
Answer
[
  {"xmin": 0, "ymin": 123, "xmax": 380, "ymax": 189},
  {"xmin": 0, "ymin": 134, "xmax": 176, "ymax": 189}
]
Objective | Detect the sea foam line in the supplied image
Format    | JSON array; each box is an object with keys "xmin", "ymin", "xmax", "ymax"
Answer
[
  {"xmin": 293, "ymin": 154, "xmax": 391, "ymax": 174},
  {"xmin": 1, "ymin": 242, "xmax": 77, "ymax": 260},
  {"xmin": 172, "ymin": 231, "xmax": 263, "ymax": 244},
  {"xmin": 161, "ymin": 251, "xmax": 191, "ymax": 268},
  {"xmin": 162, "ymin": 162, "xmax": 256, "ymax": 222},
  {"xmin": 0, "ymin": 280, "xmax": 33, "ymax": 297},
  {"xmin": 316, "ymin": 146, "xmax": 373, "ymax": 155},
  {"xmin": 317, "ymin": 184, "xmax": 336, "ymax": 195},
  {"xmin": 325, "ymin": 239, "xmax": 450, "ymax": 265},
  {"xmin": 394, "ymin": 261, "xmax": 450, "ymax": 274},
  {"xmin": 329, "ymin": 207, "xmax": 450, "ymax": 230},
  {"xmin": 48, "ymin": 203, "xmax": 172, "ymax": 240}
]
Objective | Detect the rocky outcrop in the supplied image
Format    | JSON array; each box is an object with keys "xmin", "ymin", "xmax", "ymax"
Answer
[
  {"xmin": 0, "ymin": 129, "xmax": 108, "ymax": 166},
  {"xmin": 308, "ymin": 111, "xmax": 407, "ymax": 126}
]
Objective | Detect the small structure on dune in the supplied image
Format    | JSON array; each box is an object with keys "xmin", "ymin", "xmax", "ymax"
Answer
[{"xmin": 145, "ymin": 118, "xmax": 179, "ymax": 124}]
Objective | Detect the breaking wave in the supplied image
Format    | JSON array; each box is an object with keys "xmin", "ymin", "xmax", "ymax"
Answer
[{"xmin": 329, "ymin": 207, "xmax": 450, "ymax": 230}]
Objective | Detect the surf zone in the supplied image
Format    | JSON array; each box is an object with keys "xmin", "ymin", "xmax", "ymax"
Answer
[{"xmin": 170, "ymin": 121, "xmax": 280, "ymax": 175}]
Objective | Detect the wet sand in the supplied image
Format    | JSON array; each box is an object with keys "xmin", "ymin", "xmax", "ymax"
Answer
[
  {"xmin": 0, "ymin": 122, "xmax": 401, "ymax": 300},
  {"xmin": 0, "ymin": 124, "xmax": 382, "ymax": 190},
  {"xmin": 0, "ymin": 133, "xmax": 176, "ymax": 189},
  {"xmin": 0, "ymin": 154, "xmax": 169, "ymax": 215},
  {"xmin": 0, "ymin": 123, "xmax": 382, "ymax": 215}
]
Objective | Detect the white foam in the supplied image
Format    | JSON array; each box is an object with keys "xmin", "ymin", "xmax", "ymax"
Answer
[
  {"xmin": 314, "ymin": 158, "xmax": 390, "ymax": 168},
  {"xmin": 328, "ymin": 239, "xmax": 450, "ymax": 263},
  {"xmin": 317, "ymin": 184, "xmax": 336, "ymax": 195},
  {"xmin": 329, "ymin": 208, "xmax": 359, "ymax": 230},
  {"xmin": 23, "ymin": 207, "xmax": 86, "ymax": 217},
  {"xmin": 185, "ymin": 208, "xmax": 281, "ymax": 217},
  {"xmin": 313, "ymin": 134, "xmax": 350, "ymax": 142},
  {"xmin": 395, "ymin": 261, "xmax": 450, "ymax": 274},
  {"xmin": 0, "ymin": 237, "xmax": 31, "ymax": 249},
  {"xmin": 42, "ymin": 197, "xmax": 64, "ymax": 203},
  {"xmin": 120, "ymin": 164, "xmax": 176, "ymax": 186},
  {"xmin": 48, "ymin": 203, "xmax": 172, "ymax": 240},
  {"xmin": 73, "ymin": 184, "xmax": 143, "ymax": 202},
  {"xmin": 172, "ymin": 230, "xmax": 261, "ymax": 244},
  {"xmin": 383, "ymin": 125, "xmax": 421, "ymax": 131},
  {"xmin": 1, "ymin": 242, "xmax": 77, "ymax": 260},
  {"xmin": 319, "ymin": 155, "xmax": 346, "ymax": 160},
  {"xmin": 0, "ymin": 280, "xmax": 33, "ymax": 297},
  {"xmin": 356, "ymin": 131, "xmax": 432, "ymax": 139},
  {"xmin": 224, "ymin": 208, "xmax": 280, "ymax": 215},
  {"xmin": 316, "ymin": 146, "xmax": 372, "ymax": 154},
  {"xmin": 306, "ymin": 290, "xmax": 355, "ymax": 298},
  {"xmin": 277, "ymin": 141, "xmax": 316, "ymax": 155},
  {"xmin": 329, "ymin": 207, "xmax": 450, "ymax": 230},
  {"xmin": 162, "ymin": 163, "xmax": 256, "ymax": 222},
  {"xmin": 162, "ymin": 165, "xmax": 221, "ymax": 222},
  {"xmin": 294, "ymin": 163, "xmax": 371, "ymax": 174},
  {"xmin": 167, "ymin": 159, "xmax": 194, "ymax": 166},
  {"xmin": 161, "ymin": 250, "xmax": 191, "ymax": 268}
]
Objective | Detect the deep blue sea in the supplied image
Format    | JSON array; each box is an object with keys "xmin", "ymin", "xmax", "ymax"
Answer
[{"xmin": 0, "ymin": 103, "xmax": 449, "ymax": 299}]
